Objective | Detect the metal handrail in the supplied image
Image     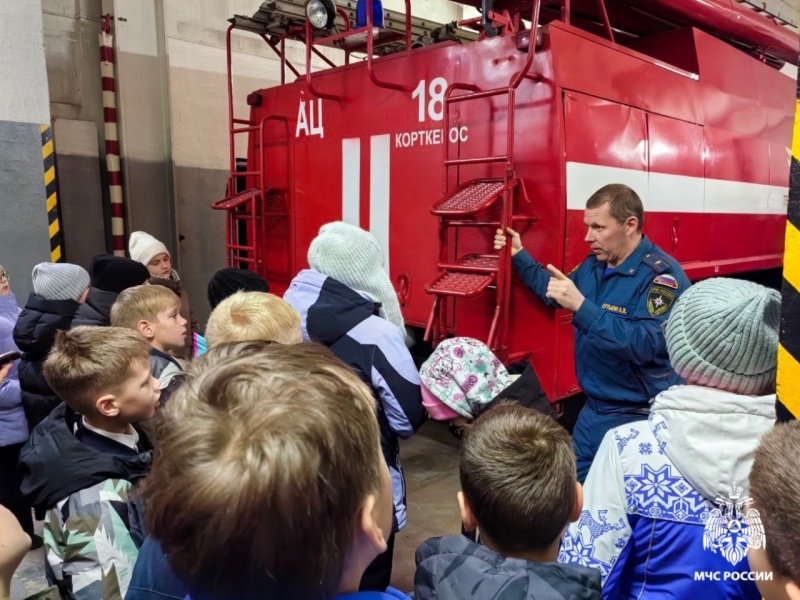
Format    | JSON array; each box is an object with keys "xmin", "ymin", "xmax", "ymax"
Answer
[{"xmin": 431, "ymin": 0, "xmax": 544, "ymax": 353}]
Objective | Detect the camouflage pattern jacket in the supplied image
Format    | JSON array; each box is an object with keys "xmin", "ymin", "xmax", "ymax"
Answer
[
  {"xmin": 415, "ymin": 535, "xmax": 602, "ymax": 600},
  {"xmin": 19, "ymin": 403, "xmax": 153, "ymax": 600}
]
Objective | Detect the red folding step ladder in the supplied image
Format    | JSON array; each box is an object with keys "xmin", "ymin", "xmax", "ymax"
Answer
[{"xmin": 424, "ymin": 0, "xmax": 541, "ymax": 357}]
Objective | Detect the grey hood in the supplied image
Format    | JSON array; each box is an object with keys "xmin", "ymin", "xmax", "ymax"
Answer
[{"xmin": 652, "ymin": 384, "xmax": 776, "ymax": 502}]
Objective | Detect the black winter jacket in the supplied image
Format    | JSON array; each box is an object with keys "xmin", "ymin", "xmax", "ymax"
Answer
[
  {"xmin": 13, "ymin": 293, "xmax": 79, "ymax": 429},
  {"xmin": 71, "ymin": 288, "xmax": 117, "ymax": 328},
  {"xmin": 483, "ymin": 361, "xmax": 556, "ymax": 419},
  {"xmin": 19, "ymin": 402, "xmax": 153, "ymax": 511}
]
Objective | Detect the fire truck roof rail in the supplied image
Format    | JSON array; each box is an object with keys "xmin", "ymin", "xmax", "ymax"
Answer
[{"xmin": 231, "ymin": 0, "xmax": 478, "ymax": 47}]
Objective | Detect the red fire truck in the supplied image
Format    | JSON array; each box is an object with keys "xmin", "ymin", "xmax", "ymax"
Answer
[{"xmin": 214, "ymin": 0, "xmax": 798, "ymax": 403}]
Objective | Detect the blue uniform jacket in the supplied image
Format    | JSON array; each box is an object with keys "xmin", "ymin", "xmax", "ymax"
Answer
[{"xmin": 511, "ymin": 236, "xmax": 689, "ymax": 407}]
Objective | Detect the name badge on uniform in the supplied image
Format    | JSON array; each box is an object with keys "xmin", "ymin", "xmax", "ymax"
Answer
[{"xmin": 601, "ymin": 303, "xmax": 630, "ymax": 316}]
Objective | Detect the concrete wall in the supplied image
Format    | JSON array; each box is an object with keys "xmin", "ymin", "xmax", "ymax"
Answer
[
  {"xmin": 53, "ymin": 118, "xmax": 106, "ymax": 267},
  {"xmin": 43, "ymin": 0, "xmax": 105, "ymax": 126},
  {"xmin": 44, "ymin": 0, "xmax": 177, "ymax": 266},
  {"xmin": 42, "ymin": 0, "xmax": 110, "ymax": 260},
  {"xmin": 0, "ymin": 0, "xmax": 53, "ymax": 302},
  {"xmin": 109, "ymin": 0, "xmax": 176, "ymax": 256}
]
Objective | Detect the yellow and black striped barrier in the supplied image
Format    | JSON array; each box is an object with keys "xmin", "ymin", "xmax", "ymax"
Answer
[
  {"xmin": 777, "ymin": 78, "xmax": 800, "ymax": 422},
  {"xmin": 41, "ymin": 124, "xmax": 64, "ymax": 263}
]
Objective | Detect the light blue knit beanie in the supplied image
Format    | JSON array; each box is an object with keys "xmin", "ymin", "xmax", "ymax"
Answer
[
  {"xmin": 665, "ymin": 278, "xmax": 780, "ymax": 396},
  {"xmin": 32, "ymin": 262, "xmax": 90, "ymax": 302},
  {"xmin": 307, "ymin": 221, "xmax": 405, "ymax": 335}
]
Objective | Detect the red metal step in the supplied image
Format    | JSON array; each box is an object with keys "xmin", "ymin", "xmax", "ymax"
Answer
[
  {"xmin": 425, "ymin": 270, "xmax": 496, "ymax": 298},
  {"xmin": 431, "ymin": 179, "xmax": 504, "ymax": 216},
  {"xmin": 212, "ymin": 188, "xmax": 261, "ymax": 210},
  {"xmin": 439, "ymin": 254, "xmax": 499, "ymax": 273}
]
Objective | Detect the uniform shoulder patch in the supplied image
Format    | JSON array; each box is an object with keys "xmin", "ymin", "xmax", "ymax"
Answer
[
  {"xmin": 653, "ymin": 274, "xmax": 679, "ymax": 289},
  {"xmin": 642, "ymin": 253, "xmax": 671, "ymax": 274},
  {"xmin": 647, "ymin": 285, "xmax": 677, "ymax": 317}
]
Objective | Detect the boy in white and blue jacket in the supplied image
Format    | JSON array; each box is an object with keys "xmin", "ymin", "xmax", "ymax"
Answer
[{"xmin": 559, "ymin": 278, "xmax": 780, "ymax": 600}]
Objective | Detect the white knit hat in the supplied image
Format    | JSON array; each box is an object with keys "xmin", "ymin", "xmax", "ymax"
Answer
[
  {"xmin": 129, "ymin": 231, "xmax": 170, "ymax": 266},
  {"xmin": 307, "ymin": 221, "xmax": 405, "ymax": 335},
  {"xmin": 665, "ymin": 278, "xmax": 780, "ymax": 396},
  {"xmin": 32, "ymin": 263, "xmax": 90, "ymax": 302}
]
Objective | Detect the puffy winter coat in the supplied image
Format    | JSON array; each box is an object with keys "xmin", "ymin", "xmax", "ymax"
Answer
[
  {"xmin": 13, "ymin": 293, "xmax": 79, "ymax": 429},
  {"xmin": 284, "ymin": 269, "xmax": 426, "ymax": 531},
  {"xmin": 416, "ymin": 535, "xmax": 602, "ymax": 600},
  {"xmin": 0, "ymin": 292, "xmax": 26, "ymax": 446},
  {"xmin": 71, "ymin": 287, "xmax": 118, "ymax": 328}
]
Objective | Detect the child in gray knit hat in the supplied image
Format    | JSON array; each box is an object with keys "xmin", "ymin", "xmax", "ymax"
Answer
[
  {"xmin": 306, "ymin": 221, "xmax": 406, "ymax": 336},
  {"xmin": 559, "ymin": 278, "xmax": 779, "ymax": 598},
  {"xmin": 31, "ymin": 263, "xmax": 90, "ymax": 303},
  {"xmin": 13, "ymin": 263, "xmax": 90, "ymax": 430}
]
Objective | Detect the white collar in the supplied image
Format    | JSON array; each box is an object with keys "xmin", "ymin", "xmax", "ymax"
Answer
[{"xmin": 81, "ymin": 417, "xmax": 140, "ymax": 449}]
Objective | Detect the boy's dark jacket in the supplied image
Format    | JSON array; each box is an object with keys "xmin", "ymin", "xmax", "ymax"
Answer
[
  {"xmin": 415, "ymin": 535, "xmax": 602, "ymax": 600},
  {"xmin": 19, "ymin": 403, "xmax": 153, "ymax": 600}
]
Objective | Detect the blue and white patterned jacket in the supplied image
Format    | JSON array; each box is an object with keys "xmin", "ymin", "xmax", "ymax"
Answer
[{"xmin": 559, "ymin": 385, "xmax": 776, "ymax": 600}]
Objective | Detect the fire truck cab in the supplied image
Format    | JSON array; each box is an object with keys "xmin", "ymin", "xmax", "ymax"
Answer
[{"xmin": 214, "ymin": 0, "xmax": 798, "ymax": 403}]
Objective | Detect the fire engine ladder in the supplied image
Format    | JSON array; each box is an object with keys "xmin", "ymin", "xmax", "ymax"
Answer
[
  {"xmin": 211, "ymin": 25, "xmax": 292, "ymax": 276},
  {"xmin": 211, "ymin": 113, "xmax": 291, "ymax": 274},
  {"xmin": 424, "ymin": 0, "xmax": 542, "ymax": 355}
]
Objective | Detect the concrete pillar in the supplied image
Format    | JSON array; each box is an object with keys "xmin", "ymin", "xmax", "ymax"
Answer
[
  {"xmin": 0, "ymin": 0, "xmax": 54, "ymax": 302},
  {"xmin": 43, "ymin": 0, "xmax": 110, "ymax": 259},
  {"xmin": 103, "ymin": 0, "xmax": 176, "ymax": 256}
]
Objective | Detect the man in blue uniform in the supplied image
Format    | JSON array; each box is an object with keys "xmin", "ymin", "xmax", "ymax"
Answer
[{"xmin": 494, "ymin": 183, "xmax": 690, "ymax": 482}]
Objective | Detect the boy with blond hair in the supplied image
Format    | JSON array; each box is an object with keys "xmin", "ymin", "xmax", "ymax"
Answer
[
  {"xmin": 748, "ymin": 421, "xmax": 800, "ymax": 600},
  {"xmin": 143, "ymin": 343, "xmax": 403, "ymax": 600},
  {"xmin": 111, "ymin": 285, "xmax": 187, "ymax": 393},
  {"xmin": 204, "ymin": 291, "xmax": 302, "ymax": 348},
  {"xmin": 18, "ymin": 327, "xmax": 160, "ymax": 600},
  {"xmin": 415, "ymin": 404, "xmax": 600, "ymax": 599}
]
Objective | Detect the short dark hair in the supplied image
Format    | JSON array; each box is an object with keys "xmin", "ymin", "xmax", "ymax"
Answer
[
  {"xmin": 750, "ymin": 421, "xmax": 800, "ymax": 583},
  {"xmin": 144, "ymin": 343, "xmax": 382, "ymax": 599},
  {"xmin": 460, "ymin": 404, "xmax": 575, "ymax": 552},
  {"xmin": 586, "ymin": 184, "xmax": 644, "ymax": 232},
  {"xmin": 44, "ymin": 327, "xmax": 151, "ymax": 415}
]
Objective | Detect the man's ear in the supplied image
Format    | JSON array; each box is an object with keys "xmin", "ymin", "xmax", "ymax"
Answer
[
  {"xmin": 569, "ymin": 482, "xmax": 583, "ymax": 523},
  {"xmin": 626, "ymin": 216, "xmax": 639, "ymax": 236},
  {"xmin": 137, "ymin": 319, "xmax": 154, "ymax": 340},
  {"xmin": 358, "ymin": 494, "xmax": 388, "ymax": 556},
  {"xmin": 458, "ymin": 491, "xmax": 478, "ymax": 532},
  {"xmin": 95, "ymin": 393, "xmax": 119, "ymax": 418}
]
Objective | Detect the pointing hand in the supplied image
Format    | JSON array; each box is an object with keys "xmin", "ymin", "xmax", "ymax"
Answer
[{"xmin": 545, "ymin": 264, "xmax": 585, "ymax": 312}]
